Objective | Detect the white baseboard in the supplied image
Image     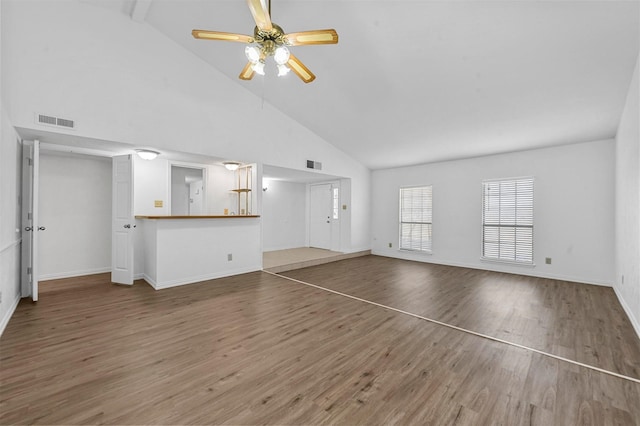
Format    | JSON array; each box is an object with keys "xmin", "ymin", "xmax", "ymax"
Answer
[
  {"xmin": 0, "ymin": 294, "xmax": 21, "ymax": 338},
  {"xmin": 613, "ymin": 285, "xmax": 640, "ymax": 340},
  {"xmin": 371, "ymin": 250, "xmax": 612, "ymax": 287},
  {"xmin": 144, "ymin": 266, "xmax": 262, "ymax": 290},
  {"xmin": 39, "ymin": 267, "xmax": 111, "ymax": 281}
]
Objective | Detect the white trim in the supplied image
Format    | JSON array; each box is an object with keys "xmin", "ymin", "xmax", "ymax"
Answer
[
  {"xmin": 39, "ymin": 267, "xmax": 111, "ymax": 281},
  {"xmin": 372, "ymin": 250, "xmax": 612, "ymax": 287},
  {"xmin": 0, "ymin": 239, "xmax": 21, "ymax": 255},
  {"xmin": 480, "ymin": 257, "xmax": 536, "ymax": 268},
  {"xmin": 0, "ymin": 294, "xmax": 21, "ymax": 338},
  {"xmin": 613, "ymin": 285, "xmax": 640, "ymax": 340},
  {"xmin": 144, "ymin": 266, "xmax": 261, "ymax": 290}
]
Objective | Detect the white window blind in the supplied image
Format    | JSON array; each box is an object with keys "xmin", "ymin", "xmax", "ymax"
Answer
[
  {"xmin": 399, "ymin": 186, "xmax": 432, "ymax": 252},
  {"xmin": 482, "ymin": 177, "xmax": 534, "ymax": 263}
]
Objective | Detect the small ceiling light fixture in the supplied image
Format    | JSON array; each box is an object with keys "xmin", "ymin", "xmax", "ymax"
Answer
[
  {"xmin": 136, "ymin": 149, "xmax": 159, "ymax": 160},
  {"xmin": 223, "ymin": 161, "xmax": 241, "ymax": 171}
]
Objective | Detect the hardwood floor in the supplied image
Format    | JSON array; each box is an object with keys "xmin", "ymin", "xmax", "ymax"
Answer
[
  {"xmin": 283, "ymin": 256, "xmax": 640, "ymax": 381},
  {"xmin": 1, "ymin": 257, "xmax": 639, "ymax": 425}
]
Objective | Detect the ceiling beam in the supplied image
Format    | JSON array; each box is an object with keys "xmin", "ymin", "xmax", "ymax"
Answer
[{"xmin": 130, "ymin": 0, "xmax": 153, "ymax": 23}]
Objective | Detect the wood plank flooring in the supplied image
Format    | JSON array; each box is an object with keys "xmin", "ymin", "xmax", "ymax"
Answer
[
  {"xmin": 283, "ymin": 256, "xmax": 640, "ymax": 381},
  {"xmin": 0, "ymin": 256, "xmax": 639, "ymax": 425}
]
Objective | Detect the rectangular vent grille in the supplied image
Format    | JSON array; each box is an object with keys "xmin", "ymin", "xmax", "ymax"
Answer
[
  {"xmin": 306, "ymin": 160, "xmax": 322, "ymax": 170},
  {"xmin": 36, "ymin": 113, "xmax": 76, "ymax": 130},
  {"xmin": 38, "ymin": 114, "xmax": 57, "ymax": 125},
  {"xmin": 56, "ymin": 118, "xmax": 75, "ymax": 128}
]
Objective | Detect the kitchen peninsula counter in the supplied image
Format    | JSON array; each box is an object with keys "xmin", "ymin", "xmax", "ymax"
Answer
[{"xmin": 136, "ymin": 215, "xmax": 262, "ymax": 289}]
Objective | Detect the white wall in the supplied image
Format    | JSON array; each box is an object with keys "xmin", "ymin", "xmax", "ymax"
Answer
[
  {"xmin": 615, "ymin": 52, "xmax": 640, "ymax": 336},
  {"xmin": 0, "ymin": 106, "xmax": 22, "ymax": 335},
  {"xmin": 133, "ymin": 156, "xmax": 170, "ymax": 216},
  {"xmin": 38, "ymin": 152, "xmax": 111, "ymax": 279},
  {"xmin": 0, "ymin": 0, "xmax": 23, "ymax": 335},
  {"xmin": 371, "ymin": 139, "xmax": 615, "ymax": 286},
  {"xmin": 262, "ymin": 180, "xmax": 307, "ymax": 251},
  {"xmin": 2, "ymin": 0, "xmax": 371, "ymax": 253}
]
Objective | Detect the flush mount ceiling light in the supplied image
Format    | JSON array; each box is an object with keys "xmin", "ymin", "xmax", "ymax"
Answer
[
  {"xmin": 191, "ymin": 0, "xmax": 338, "ymax": 83},
  {"xmin": 136, "ymin": 149, "xmax": 159, "ymax": 160},
  {"xmin": 223, "ymin": 161, "xmax": 241, "ymax": 171}
]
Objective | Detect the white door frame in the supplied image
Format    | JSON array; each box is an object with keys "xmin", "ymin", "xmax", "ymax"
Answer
[
  {"xmin": 308, "ymin": 181, "xmax": 340, "ymax": 251},
  {"xmin": 111, "ymin": 154, "xmax": 135, "ymax": 285},
  {"xmin": 21, "ymin": 140, "xmax": 40, "ymax": 301}
]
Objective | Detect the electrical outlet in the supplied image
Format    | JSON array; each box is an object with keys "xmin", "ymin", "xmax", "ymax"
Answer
[
  {"xmin": 545, "ymin": 257, "xmax": 552, "ymax": 265},
  {"xmin": 227, "ymin": 253, "xmax": 233, "ymax": 261},
  {"xmin": 388, "ymin": 243, "xmax": 392, "ymax": 248}
]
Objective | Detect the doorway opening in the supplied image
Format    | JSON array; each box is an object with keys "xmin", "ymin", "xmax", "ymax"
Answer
[
  {"xmin": 170, "ymin": 165, "xmax": 205, "ymax": 215},
  {"xmin": 261, "ymin": 164, "xmax": 350, "ymax": 272}
]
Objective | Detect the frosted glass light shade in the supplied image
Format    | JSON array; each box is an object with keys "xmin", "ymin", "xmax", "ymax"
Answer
[
  {"xmin": 274, "ymin": 46, "xmax": 290, "ymax": 65},
  {"xmin": 277, "ymin": 64, "xmax": 290, "ymax": 76},
  {"xmin": 252, "ymin": 61, "xmax": 265, "ymax": 75},
  {"xmin": 136, "ymin": 149, "xmax": 159, "ymax": 160},
  {"xmin": 245, "ymin": 46, "xmax": 261, "ymax": 63},
  {"xmin": 223, "ymin": 161, "xmax": 240, "ymax": 171}
]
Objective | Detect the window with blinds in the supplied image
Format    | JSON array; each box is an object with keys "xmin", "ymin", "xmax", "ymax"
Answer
[
  {"xmin": 399, "ymin": 186, "xmax": 432, "ymax": 252},
  {"xmin": 482, "ymin": 177, "xmax": 534, "ymax": 263}
]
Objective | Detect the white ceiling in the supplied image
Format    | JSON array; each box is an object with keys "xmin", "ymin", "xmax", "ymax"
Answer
[{"xmin": 85, "ymin": 1, "xmax": 639, "ymax": 170}]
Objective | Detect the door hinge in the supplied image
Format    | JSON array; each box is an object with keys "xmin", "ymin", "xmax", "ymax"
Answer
[
  {"xmin": 27, "ymin": 267, "xmax": 32, "ymax": 275},
  {"xmin": 27, "ymin": 158, "xmax": 32, "ymax": 166},
  {"xmin": 28, "ymin": 212, "xmax": 32, "ymax": 220}
]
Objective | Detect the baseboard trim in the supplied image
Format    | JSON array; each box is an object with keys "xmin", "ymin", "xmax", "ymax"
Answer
[
  {"xmin": 0, "ymin": 294, "xmax": 21, "ymax": 338},
  {"xmin": 39, "ymin": 267, "xmax": 111, "ymax": 281},
  {"xmin": 371, "ymin": 250, "xmax": 612, "ymax": 287},
  {"xmin": 613, "ymin": 285, "xmax": 640, "ymax": 340},
  {"xmin": 144, "ymin": 266, "xmax": 262, "ymax": 290}
]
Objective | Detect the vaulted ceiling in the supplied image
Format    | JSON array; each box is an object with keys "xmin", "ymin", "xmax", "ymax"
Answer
[{"xmin": 84, "ymin": 0, "xmax": 639, "ymax": 170}]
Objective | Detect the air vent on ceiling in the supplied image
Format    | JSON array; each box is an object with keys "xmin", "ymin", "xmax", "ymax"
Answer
[
  {"xmin": 306, "ymin": 160, "xmax": 322, "ymax": 170},
  {"xmin": 35, "ymin": 113, "xmax": 76, "ymax": 130}
]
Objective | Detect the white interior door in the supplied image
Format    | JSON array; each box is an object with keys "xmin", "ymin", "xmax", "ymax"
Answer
[
  {"xmin": 112, "ymin": 154, "xmax": 134, "ymax": 285},
  {"xmin": 21, "ymin": 140, "xmax": 40, "ymax": 301},
  {"xmin": 189, "ymin": 180, "xmax": 203, "ymax": 215},
  {"xmin": 309, "ymin": 183, "xmax": 333, "ymax": 250}
]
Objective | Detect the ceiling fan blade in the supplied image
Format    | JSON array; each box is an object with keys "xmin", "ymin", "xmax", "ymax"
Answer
[
  {"xmin": 239, "ymin": 61, "xmax": 256, "ymax": 80},
  {"xmin": 287, "ymin": 54, "xmax": 316, "ymax": 83},
  {"xmin": 284, "ymin": 29, "xmax": 339, "ymax": 46},
  {"xmin": 247, "ymin": 0, "xmax": 272, "ymax": 32},
  {"xmin": 192, "ymin": 30, "xmax": 254, "ymax": 43}
]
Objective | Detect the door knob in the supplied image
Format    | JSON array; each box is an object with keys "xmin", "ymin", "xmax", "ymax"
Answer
[
  {"xmin": 38, "ymin": 226, "xmax": 46, "ymax": 231},
  {"xmin": 123, "ymin": 224, "xmax": 131, "ymax": 229},
  {"xmin": 24, "ymin": 226, "xmax": 32, "ymax": 231}
]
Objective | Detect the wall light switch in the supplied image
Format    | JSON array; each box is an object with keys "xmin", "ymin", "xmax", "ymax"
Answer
[{"xmin": 154, "ymin": 200, "xmax": 163, "ymax": 208}]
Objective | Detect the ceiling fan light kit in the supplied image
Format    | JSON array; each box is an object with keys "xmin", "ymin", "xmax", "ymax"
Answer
[{"xmin": 192, "ymin": 0, "xmax": 338, "ymax": 83}]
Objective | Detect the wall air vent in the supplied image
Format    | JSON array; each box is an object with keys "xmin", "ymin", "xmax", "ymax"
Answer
[
  {"xmin": 35, "ymin": 113, "xmax": 76, "ymax": 130},
  {"xmin": 306, "ymin": 160, "xmax": 322, "ymax": 170}
]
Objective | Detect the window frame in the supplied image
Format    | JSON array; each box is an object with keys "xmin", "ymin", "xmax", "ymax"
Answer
[
  {"xmin": 481, "ymin": 176, "xmax": 534, "ymax": 265},
  {"xmin": 398, "ymin": 185, "xmax": 433, "ymax": 253}
]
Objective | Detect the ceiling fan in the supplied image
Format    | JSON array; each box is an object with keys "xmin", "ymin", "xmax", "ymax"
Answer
[{"xmin": 192, "ymin": 0, "xmax": 338, "ymax": 83}]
